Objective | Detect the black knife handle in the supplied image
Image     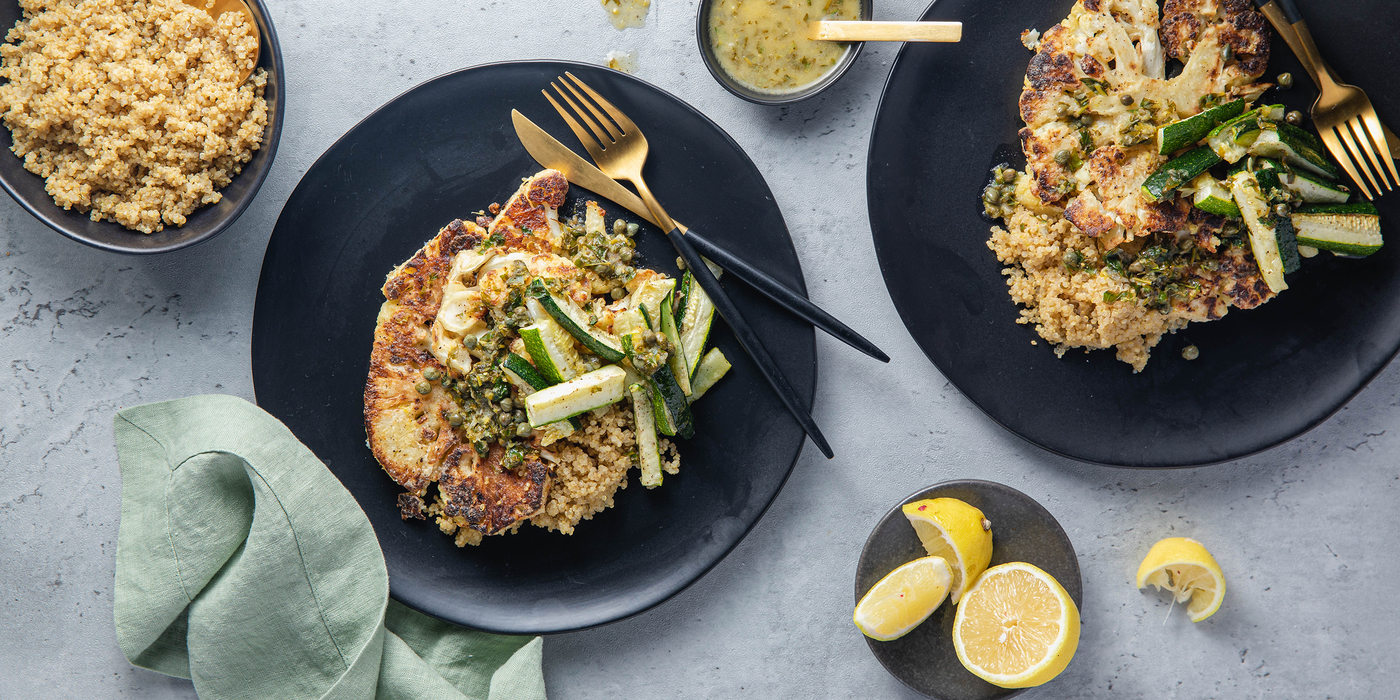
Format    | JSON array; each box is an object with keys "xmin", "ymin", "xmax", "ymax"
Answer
[
  {"xmin": 1273, "ymin": 0, "xmax": 1303, "ymax": 24},
  {"xmin": 682, "ymin": 229, "xmax": 890, "ymax": 363},
  {"xmin": 665, "ymin": 226, "xmax": 834, "ymax": 459}
]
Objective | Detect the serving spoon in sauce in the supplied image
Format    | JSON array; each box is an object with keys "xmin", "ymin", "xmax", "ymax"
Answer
[
  {"xmin": 182, "ymin": 0, "xmax": 261, "ymax": 83},
  {"xmin": 808, "ymin": 20, "xmax": 961, "ymax": 43}
]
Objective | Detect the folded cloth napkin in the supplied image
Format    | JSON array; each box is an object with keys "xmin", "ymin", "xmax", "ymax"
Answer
[{"xmin": 112, "ymin": 394, "xmax": 546, "ymax": 700}]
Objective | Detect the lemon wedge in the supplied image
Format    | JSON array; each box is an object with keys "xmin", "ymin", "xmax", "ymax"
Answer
[
  {"xmin": 902, "ymin": 498, "xmax": 993, "ymax": 603},
  {"xmin": 1136, "ymin": 537, "xmax": 1226, "ymax": 622},
  {"xmin": 854, "ymin": 555, "xmax": 952, "ymax": 641},
  {"xmin": 953, "ymin": 562, "xmax": 1080, "ymax": 688}
]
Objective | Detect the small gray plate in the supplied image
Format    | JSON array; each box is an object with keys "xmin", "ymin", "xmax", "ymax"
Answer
[{"xmin": 855, "ymin": 480, "xmax": 1082, "ymax": 700}]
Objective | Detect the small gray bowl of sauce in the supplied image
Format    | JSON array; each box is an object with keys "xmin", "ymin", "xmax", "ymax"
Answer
[{"xmin": 697, "ymin": 0, "xmax": 871, "ymax": 105}]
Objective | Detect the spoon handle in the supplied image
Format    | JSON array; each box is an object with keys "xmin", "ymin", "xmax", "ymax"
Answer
[{"xmin": 808, "ymin": 21, "xmax": 961, "ymax": 43}]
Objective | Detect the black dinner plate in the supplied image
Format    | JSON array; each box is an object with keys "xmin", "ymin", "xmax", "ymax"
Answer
[
  {"xmin": 867, "ymin": 0, "xmax": 1400, "ymax": 467},
  {"xmin": 251, "ymin": 61, "xmax": 814, "ymax": 633},
  {"xmin": 856, "ymin": 480, "xmax": 1082, "ymax": 700}
]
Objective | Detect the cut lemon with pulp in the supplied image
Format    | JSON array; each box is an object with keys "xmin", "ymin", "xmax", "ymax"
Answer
[
  {"xmin": 902, "ymin": 498, "xmax": 993, "ymax": 603},
  {"xmin": 953, "ymin": 562, "xmax": 1080, "ymax": 689},
  {"xmin": 1136, "ymin": 537, "xmax": 1226, "ymax": 622},
  {"xmin": 854, "ymin": 555, "xmax": 952, "ymax": 641}
]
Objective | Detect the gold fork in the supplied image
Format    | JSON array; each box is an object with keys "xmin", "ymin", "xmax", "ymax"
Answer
[
  {"xmin": 1254, "ymin": 0, "xmax": 1398, "ymax": 199},
  {"xmin": 542, "ymin": 72, "xmax": 834, "ymax": 459}
]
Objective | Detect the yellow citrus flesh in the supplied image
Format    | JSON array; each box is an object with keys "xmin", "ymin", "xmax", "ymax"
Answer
[
  {"xmin": 953, "ymin": 562, "xmax": 1080, "ymax": 689},
  {"xmin": 1136, "ymin": 537, "xmax": 1226, "ymax": 622},
  {"xmin": 854, "ymin": 555, "xmax": 953, "ymax": 641},
  {"xmin": 902, "ymin": 498, "xmax": 993, "ymax": 603}
]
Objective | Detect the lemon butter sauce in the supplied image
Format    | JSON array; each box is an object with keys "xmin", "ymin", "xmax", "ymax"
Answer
[{"xmin": 707, "ymin": 0, "xmax": 861, "ymax": 94}]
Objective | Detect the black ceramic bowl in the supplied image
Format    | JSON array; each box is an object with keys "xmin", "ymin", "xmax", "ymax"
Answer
[
  {"xmin": 856, "ymin": 480, "xmax": 1082, "ymax": 700},
  {"xmin": 0, "ymin": 0, "xmax": 284, "ymax": 254},
  {"xmin": 696, "ymin": 0, "xmax": 871, "ymax": 105}
]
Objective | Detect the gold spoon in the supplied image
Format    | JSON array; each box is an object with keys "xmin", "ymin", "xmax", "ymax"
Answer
[
  {"xmin": 807, "ymin": 20, "xmax": 961, "ymax": 43},
  {"xmin": 182, "ymin": 0, "xmax": 261, "ymax": 83}
]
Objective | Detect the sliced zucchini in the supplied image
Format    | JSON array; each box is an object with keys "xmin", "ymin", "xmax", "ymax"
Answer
[
  {"xmin": 676, "ymin": 272, "xmax": 715, "ymax": 380},
  {"xmin": 524, "ymin": 365, "xmax": 627, "ymax": 427},
  {"xmin": 528, "ymin": 279, "xmax": 625, "ymax": 363},
  {"xmin": 1282, "ymin": 168, "xmax": 1351, "ymax": 203},
  {"xmin": 1157, "ymin": 98, "xmax": 1247, "ymax": 155},
  {"xmin": 658, "ymin": 289, "xmax": 691, "ymax": 395},
  {"xmin": 687, "ymin": 348, "xmax": 731, "ymax": 403},
  {"xmin": 1292, "ymin": 202, "xmax": 1383, "ymax": 256},
  {"xmin": 1142, "ymin": 146, "xmax": 1222, "ymax": 202},
  {"xmin": 1228, "ymin": 173, "xmax": 1291, "ymax": 292},
  {"xmin": 1206, "ymin": 105, "xmax": 1282, "ymax": 163},
  {"xmin": 648, "ymin": 364, "xmax": 694, "ymax": 439},
  {"xmin": 1190, "ymin": 172, "xmax": 1240, "ymax": 216},
  {"xmin": 628, "ymin": 383, "xmax": 662, "ymax": 487},
  {"xmin": 628, "ymin": 276, "xmax": 677, "ymax": 331},
  {"xmin": 501, "ymin": 353, "xmax": 582, "ymax": 431},
  {"xmin": 519, "ymin": 316, "xmax": 585, "ymax": 384},
  {"xmin": 1248, "ymin": 123, "xmax": 1341, "ymax": 180}
]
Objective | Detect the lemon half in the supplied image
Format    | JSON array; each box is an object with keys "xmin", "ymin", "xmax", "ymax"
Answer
[
  {"xmin": 902, "ymin": 498, "xmax": 993, "ymax": 603},
  {"xmin": 1136, "ymin": 537, "xmax": 1226, "ymax": 622},
  {"xmin": 854, "ymin": 555, "xmax": 953, "ymax": 641},
  {"xmin": 953, "ymin": 562, "xmax": 1080, "ymax": 688}
]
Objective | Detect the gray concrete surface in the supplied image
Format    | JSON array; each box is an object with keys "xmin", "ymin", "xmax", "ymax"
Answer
[{"xmin": 2, "ymin": 0, "xmax": 1398, "ymax": 697}]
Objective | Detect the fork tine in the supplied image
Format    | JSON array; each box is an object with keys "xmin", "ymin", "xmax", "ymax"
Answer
[
  {"xmin": 1358, "ymin": 111, "xmax": 1400, "ymax": 188},
  {"xmin": 565, "ymin": 72, "xmax": 639, "ymax": 135},
  {"xmin": 558, "ymin": 78, "xmax": 623, "ymax": 142},
  {"xmin": 1334, "ymin": 122, "xmax": 1384, "ymax": 196},
  {"xmin": 542, "ymin": 89, "xmax": 608, "ymax": 164},
  {"xmin": 1318, "ymin": 127, "xmax": 1374, "ymax": 200},
  {"xmin": 549, "ymin": 81, "xmax": 613, "ymax": 149},
  {"xmin": 1348, "ymin": 117, "xmax": 1393, "ymax": 192}
]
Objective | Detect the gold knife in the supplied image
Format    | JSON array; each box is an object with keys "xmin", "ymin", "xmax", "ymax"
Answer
[
  {"xmin": 513, "ymin": 110, "xmax": 682, "ymax": 232},
  {"xmin": 510, "ymin": 109, "xmax": 892, "ymax": 363}
]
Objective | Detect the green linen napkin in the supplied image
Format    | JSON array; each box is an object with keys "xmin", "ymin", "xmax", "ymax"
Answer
[{"xmin": 112, "ymin": 394, "xmax": 546, "ymax": 700}]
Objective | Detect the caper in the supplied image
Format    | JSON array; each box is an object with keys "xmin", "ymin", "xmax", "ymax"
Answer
[
  {"xmin": 594, "ymin": 264, "xmax": 610, "ymax": 276},
  {"xmin": 1053, "ymin": 149, "xmax": 1072, "ymax": 166},
  {"xmin": 610, "ymin": 287, "xmax": 625, "ymax": 300},
  {"xmin": 613, "ymin": 219, "xmax": 626, "ymax": 235},
  {"xmin": 1221, "ymin": 44, "xmax": 1234, "ymax": 60},
  {"xmin": 515, "ymin": 423, "xmax": 533, "ymax": 438},
  {"xmin": 675, "ymin": 256, "xmax": 686, "ymax": 270},
  {"xmin": 497, "ymin": 412, "xmax": 513, "ymax": 426},
  {"xmin": 1182, "ymin": 345, "xmax": 1200, "ymax": 361},
  {"xmin": 1277, "ymin": 72, "xmax": 1294, "ymax": 89},
  {"xmin": 1119, "ymin": 94, "xmax": 1134, "ymax": 106},
  {"xmin": 613, "ymin": 263, "xmax": 627, "ymax": 277},
  {"xmin": 1055, "ymin": 103, "xmax": 1068, "ymax": 117},
  {"xmin": 1274, "ymin": 202, "xmax": 1291, "ymax": 217},
  {"xmin": 621, "ymin": 250, "xmax": 633, "ymax": 262},
  {"xmin": 998, "ymin": 168, "xmax": 1017, "ymax": 184},
  {"xmin": 499, "ymin": 397, "xmax": 513, "ymax": 412},
  {"xmin": 1285, "ymin": 110, "xmax": 1303, "ymax": 126},
  {"xmin": 463, "ymin": 335, "xmax": 478, "ymax": 349},
  {"xmin": 626, "ymin": 222, "xmax": 639, "ymax": 235},
  {"xmin": 1062, "ymin": 249, "xmax": 1083, "ymax": 269},
  {"xmin": 643, "ymin": 330, "xmax": 656, "ymax": 345},
  {"xmin": 514, "ymin": 410, "xmax": 526, "ymax": 423},
  {"xmin": 984, "ymin": 186, "xmax": 1003, "ymax": 204},
  {"xmin": 415, "ymin": 381, "xmax": 432, "ymax": 395},
  {"xmin": 984, "ymin": 204, "xmax": 1000, "ymax": 218},
  {"xmin": 422, "ymin": 367, "xmax": 440, "ymax": 381},
  {"xmin": 447, "ymin": 411, "xmax": 464, "ymax": 427}
]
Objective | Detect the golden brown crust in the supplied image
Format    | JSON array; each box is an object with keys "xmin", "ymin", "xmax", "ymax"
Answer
[
  {"xmin": 437, "ymin": 442, "xmax": 551, "ymax": 535},
  {"xmin": 489, "ymin": 170, "xmax": 569, "ymax": 253}
]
